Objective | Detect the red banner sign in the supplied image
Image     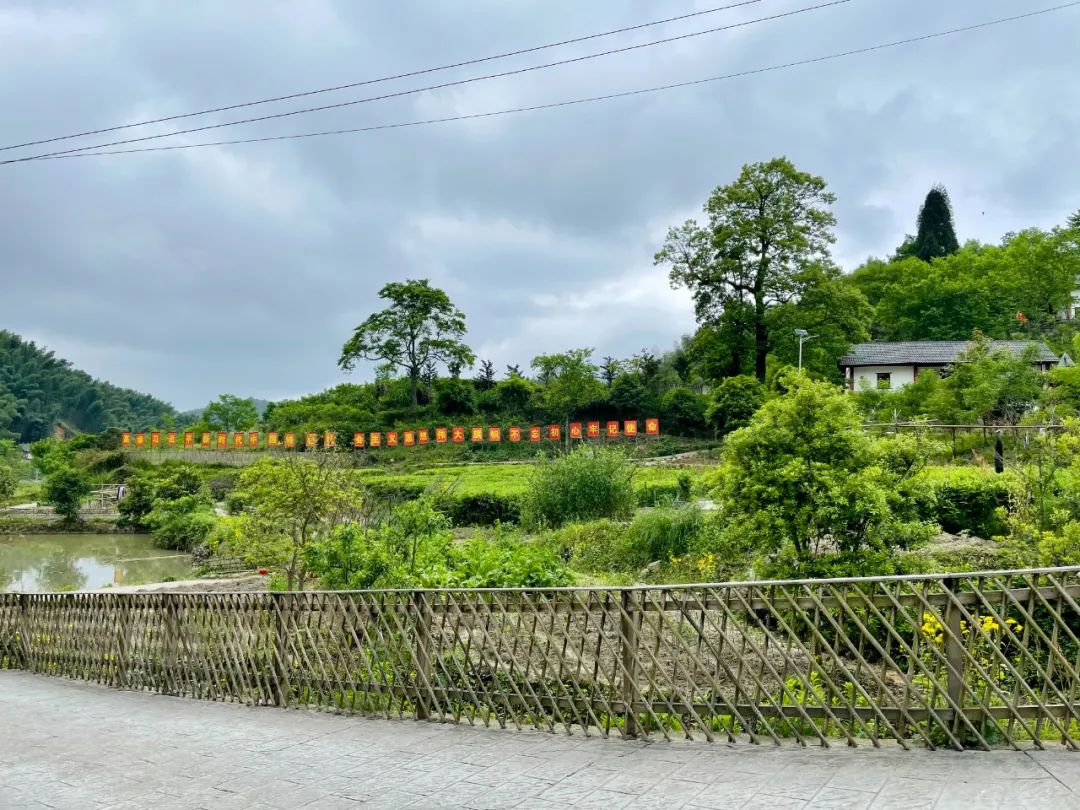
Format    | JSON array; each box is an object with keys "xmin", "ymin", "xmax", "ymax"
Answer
[
  {"xmin": 470, "ymin": 426, "xmax": 484, "ymax": 443},
  {"xmin": 150, "ymin": 431, "xmax": 161, "ymax": 447},
  {"xmin": 283, "ymin": 433, "xmax": 295, "ymax": 449},
  {"xmin": 488, "ymin": 426, "xmax": 502, "ymax": 442},
  {"xmin": 509, "ymin": 426, "xmax": 521, "ymax": 442},
  {"xmin": 569, "ymin": 423, "xmax": 583, "ymax": 440},
  {"xmin": 387, "ymin": 431, "xmax": 398, "ymax": 447},
  {"xmin": 121, "ymin": 432, "xmax": 131, "ymax": 447},
  {"xmin": 183, "ymin": 431, "xmax": 194, "ymax": 447}
]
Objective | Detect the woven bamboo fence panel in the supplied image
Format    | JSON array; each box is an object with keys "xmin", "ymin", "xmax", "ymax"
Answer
[{"xmin": 4, "ymin": 568, "xmax": 1080, "ymax": 749}]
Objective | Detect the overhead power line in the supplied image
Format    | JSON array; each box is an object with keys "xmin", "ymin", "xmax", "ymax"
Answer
[
  {"xmin": 0, "ymin": 0, "xmax": 765, "ymax": 152},
  {"xmin": 5, "ymin": 0, "xmax": 852, "ymax": 163},
  {"xmin": 6, "ymin": 2, "xmax": 1078, "ymax": 166}
]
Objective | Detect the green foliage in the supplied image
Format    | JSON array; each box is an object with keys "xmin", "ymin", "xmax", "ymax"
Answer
[
  {"xmin": 895, "ymin": 186, "xmax": 960, "ymax": 262},
  {"xmin": 625, "ymin": 506, "xmax": 704, "ymax": 566},
  {"xmin": 304, "ymin": 501, "xmax": 571, "ymax": 589},
  {"xmin": 226, "ymin": 453, "xmax": 365, "ymax": 590},
  {"xmin": 659, "ymin": 388, "xmax": 707, "ymax": 436},
  {"xmin": 42, "ymin": 465, "xmax": 92, "ymax": 523},
  {"xmin": 0, "ymin": 464, "xmax": 17, "ymax": 502},
  {"xmin": 909, "ymin": 466, "xmax": 1014, "ymax": 538},
  {"xmin": 852, "ymin": 228, "xmax": 1080, "ymax": 341},
  {"xmin": 711, "ymin": 373, "xmax": 936, "ymax": 572},
  {"xmin": 531, "ymin": 348, "xmax": 604, "ymax": 424},
  {"xmin": 706, "ymin": 375, "xmax": 764, "ymax": 436},
  {"xmin": 520, "ymin": 446, "xmax": 636, "ymax": 529},
  {"xmin": 339, "ymin": 279, "xmax": 474, "ymax": 407},
  {"xmin": 656, "ymin": 157, "xmax": 837, "ymax": 381},
  {"xmin": 202, "ymin": 394, "xmax": 259, "ymax": 431},
  {"xmin": 765, "ymin": 264, "xmax": 872, "ymax": 381},
  {"xmin": 144, "ymin": 493, "xmax": 217, "ymax": 551},
  {"xmin": 0, "ymin": 330, "xmax": 174, "ymax": 441},
  {"xmin": 118, "ymin": 465, "xmax": 203, "ymax": 528}
]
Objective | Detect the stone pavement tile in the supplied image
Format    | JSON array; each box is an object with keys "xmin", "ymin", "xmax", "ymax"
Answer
[
  {"xmin": 740, "ymin": 794, "xmax": 808, "ymax": 809},
  {"xmin": 1028, "ymin": 750, "xmax": 1080, "ymax": 791},
  {"xmin": 826, "ymin": 763, "xmax": 895, "ymax": 793},
  {"xmin": 624, "ymin": 777, "xmax": 706, "ymax": 810},
  {"xmin": 466, "ymin": 775, "xmax": 553, "ymax": 810},
  {"xmin": 297, "ymin": 795, "xmax": 366, "ymax": 809},
  {"xmin": 1002, "ymin": 777, "xmax": 1080, "ymax": 810},
  {"xmin": 600, "ymin": 768, "xmax": 663, "ymax": 796},
  {"xmin": 806, "ymin": 786, "xmax": 876, "ymax": 809},
  {"xmin": 573, "ymin": 788, "xmax": 635, "ymax": 809},
  {"xmin": 867, "ymin": 776, "xmax": 943, "ymax": 810},
  {"xmin": 686, "ymin": 771, "xmax": 769, "ymax": 809},
  {"xmin": 934, "ymin": 779, "xmax": 1004, "ymax": 810}
]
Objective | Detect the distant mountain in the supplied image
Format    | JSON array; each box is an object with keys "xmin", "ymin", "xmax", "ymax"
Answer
[{"xmin": 0, "ymin": 330, "xmax": 174, "ymax": 441}]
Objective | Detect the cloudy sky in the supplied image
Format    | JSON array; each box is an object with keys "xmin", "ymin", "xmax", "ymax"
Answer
[{"xmin": 2, "ymin": 0, "xmax": 1078, "ymax": 410}]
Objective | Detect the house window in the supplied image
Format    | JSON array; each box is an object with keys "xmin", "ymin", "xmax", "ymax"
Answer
[{"xmin": 876, "ymin": 372, "xmax": 892, "ymax": 389}]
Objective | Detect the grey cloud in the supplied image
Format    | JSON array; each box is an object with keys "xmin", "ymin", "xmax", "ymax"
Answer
[{"xmin": 1, "ymin": 0, "xmax": 1078, "ymax": 409}]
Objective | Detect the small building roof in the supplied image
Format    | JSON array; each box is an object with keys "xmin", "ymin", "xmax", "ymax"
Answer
[{"xmin": 838, "ymin": 340, "xmax": 1061, "ymax": 368}]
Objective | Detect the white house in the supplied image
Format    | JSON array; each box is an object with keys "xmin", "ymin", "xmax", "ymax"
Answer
[{"xmin": 838, "ymin": 341, "xmax": 1062, "ymax": 391}]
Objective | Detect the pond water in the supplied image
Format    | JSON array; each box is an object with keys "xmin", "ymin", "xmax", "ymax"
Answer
[{"xmin": 0, "ymin": 534, "xmax": 192, "ymax": 593}]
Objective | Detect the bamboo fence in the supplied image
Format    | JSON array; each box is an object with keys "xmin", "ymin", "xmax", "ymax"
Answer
[{"xmin": 4, "ymin": 567, "xmax": 1080, "ymax": 749}]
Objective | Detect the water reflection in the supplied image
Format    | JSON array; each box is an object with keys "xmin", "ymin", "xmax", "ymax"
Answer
[{"xmin": 0, "ymin": 534, "xmax": 192, "ymax": 592}]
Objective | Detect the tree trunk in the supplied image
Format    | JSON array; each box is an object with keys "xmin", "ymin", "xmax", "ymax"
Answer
[
  {"xmin": 754, "ymin": 299, "xmax": 768, "ymax": 383},
  {"xmin": 409, "ymin": 369, "xmax": 419, "ymax": 408}
]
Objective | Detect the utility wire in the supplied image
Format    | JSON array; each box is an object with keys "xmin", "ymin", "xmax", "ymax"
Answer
[
  {"xmin": 7, "ymin": 2, "xmax": 1077, "ymax": 166},
  {"xmin": 6, "ymin": 0, "xmax": 851, "ymax": 163},
  {"xmin": 0, "ymin": 0, "xmax": 765, "ymax": 152}
]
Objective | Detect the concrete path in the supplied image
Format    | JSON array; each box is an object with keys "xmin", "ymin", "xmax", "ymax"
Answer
[{"xmin": 3, "ymin": 671, "xmax": 1080, "ymax": 809}]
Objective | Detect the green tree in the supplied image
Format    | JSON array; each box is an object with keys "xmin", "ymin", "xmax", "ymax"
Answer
[
  {"xmin": 895, "ymin": 185, "xmax": 960, "ymax": 262},
  {"xmin": 705, "ymin": 375, "xmax": 764, "ymax": 436},
  {"xmin": 599, "ymin": 356, "xmax": 621, "ymax": 387},
  {"xmin": 659, "ymin": 387, "xmax": 707, "ymax": 435},
  {"xmin": 1069, "ymin": 210, "xmax": 1080, "ymax": 230},
  {"xmin": 531, "ymin": 349, "xmax": 604, "ymax": 427},
  {"xmin": 43, "ymin": 465, "xmax": 92, "ymax": 524},
  {"xmin": 474, "ymin": 359, "xmax": 497, "ymax": 391},
  {"xmin": 656, "ymin": 157, "xmax": 837, "ymax": 382},
  {"xmin": 711, "ymin": 374, "xmax": 934, "ymax": 573},
  {"xmin": 203, "ymin": 394, "xmax": 259, "ymax": 432},
  {"xmin": 339, "ymin": 279, "xmax": 474, "ymax": 408},
  {"xmin": 228, "ymin": 453, "xmax": 365, "ymax": 590},
  {"xmin": 609, "ymin": 374, "xmax": 655, "ymax": 418},
  {"xmin": 926, "ymin": 337, "xmax": 1045, "ymax": 425},
  {"xmin": 766, "ymin": 264, "xmax": 873, "ymax": 380},
  {"xmin": 493, "ymin": 375, "xmax": 539, "ymax": 417}
]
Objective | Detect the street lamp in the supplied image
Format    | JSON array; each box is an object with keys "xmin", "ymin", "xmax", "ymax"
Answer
[{"xmin": 794, "ymin": 329, "xmax": 817, "ymax": 373}]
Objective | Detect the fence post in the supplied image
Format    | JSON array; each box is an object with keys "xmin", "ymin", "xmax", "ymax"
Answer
[
  {"xmin": 163, "ymin": 594, "xmax": 179, "ymax": 695},
  {"xmin": 943, "ymin": 577, "xmax": 966, "ymax": 732},
  {"xmin": 412, "ymin": 591, "xmax": 433, "ymax": 721},
  {"xmin": 18, "ymin": 593, "xmax": 32, "ymax": 671},
  {"xmin": 272, "ymin": 593, "xmax": 292, "ymax": 708},
  {"xmin": 620, "ymin": 590, "xmax": 641, "ymax": 738}
]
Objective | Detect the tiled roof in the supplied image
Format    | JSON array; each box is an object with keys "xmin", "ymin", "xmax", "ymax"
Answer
[{"xmin": 838, "ymin": 341, "xmax": 1061, "ymax": 367}]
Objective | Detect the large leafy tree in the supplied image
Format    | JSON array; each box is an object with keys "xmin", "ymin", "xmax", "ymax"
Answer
[
  {"xmin": 712, "ymin": 374, "xmax": 934, "ymax": 573},
  {"xmin": 339, "ymin": 279, "xmax": 474, "ymax": 408},
  {"xmin": 202, "ymin": 394, "xmax": 259, "ymax": 431},
  {"xmin": 531, "ymin": 348, "xmax": 604, "ymax": 427},
  {"xmin": 895, "ymin": 185, "xmax": 960, "ymax": 262},
  {"xmin": 656, "ymin": 157, "xmax": 837, "ymax": 381},
  {"xmin": 766, "ymin": 264, "xmax": 873, "ymax": 380},
  {"xmin": 227, "ymin": 453, "xmax": 365, "ymax": 590}
]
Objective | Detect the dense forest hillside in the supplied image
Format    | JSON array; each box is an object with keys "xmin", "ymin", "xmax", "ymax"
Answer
[{"xmin": 0, "ymin": 330, "xmax": 174, "ymax": 441}]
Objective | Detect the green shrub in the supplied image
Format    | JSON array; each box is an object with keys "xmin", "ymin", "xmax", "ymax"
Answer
[
  {"xmin": 42, "ymin": 465, "xmax": 91, "ymax": 523},
  {"xmin": 440, "ymin": 492, "xmax": 521, "ymax": 526},
  {"xmin": 544, "ymin": 519, "xmax": 630, "ymax": 572},
  {"xmin": 706, "ymin": 375, "xmax": 764, "ymax": 436},
  {"xmin": 909, "ymin": 466, "xmax": 1014, "ymax": 538},
  {"xmin": 0, "ymin": 465, "xmax": 16, "ymax": 502},
  {"xmin": 625, "ymin": 506, "xmax": 704, "ymax": 567},
  {"xmin": 207, "ymin": 473, "xmax": 238, "ymax": 501},
  {"xmin": 144, "ymin": 494, "xmax": 217, "ymax": 551},
  {"xmin": 520, "ymin": 446, "xmax": 636, "ymax": 529}
]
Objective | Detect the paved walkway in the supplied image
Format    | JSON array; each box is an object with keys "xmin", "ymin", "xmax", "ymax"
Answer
[{"xmin": 3, "ymin": 672, "xmax": 1080, "ymax": 810}]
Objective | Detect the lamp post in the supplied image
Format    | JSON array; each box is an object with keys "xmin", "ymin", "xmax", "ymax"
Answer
[{"xmin": 794, "ymin": 329, "xmax": 817, "ymax": 373}]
